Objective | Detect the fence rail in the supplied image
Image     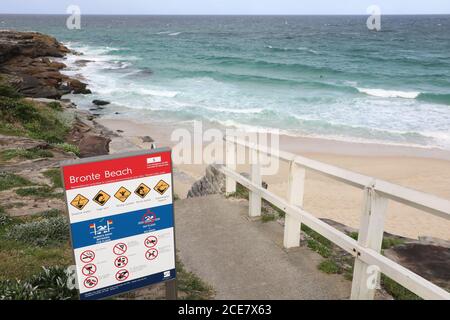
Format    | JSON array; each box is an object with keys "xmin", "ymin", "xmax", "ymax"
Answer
[{"xmin": 221, "ymin": 136, "xmax": 450, "ymax": 300}]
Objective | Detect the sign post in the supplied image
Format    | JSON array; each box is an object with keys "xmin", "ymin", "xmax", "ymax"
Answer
[{"xmin": 61, "ymin": 148, "xmax": 177, "ymax": 300}]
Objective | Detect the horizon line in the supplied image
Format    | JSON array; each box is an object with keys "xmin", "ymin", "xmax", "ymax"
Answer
[{"xmin": 1, "ymin": 13, "xmax": 450, "ymax": 16}]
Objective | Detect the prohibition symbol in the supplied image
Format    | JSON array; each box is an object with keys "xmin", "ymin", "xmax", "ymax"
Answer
[
  {"xmin": 114, "ymin": 256, "xmax": 128, "ymax": 268},
  {"xmin": 134, "ymin": 183, "xmax": 151, "ymax": 198},
  {"xmin": 145, "ymin": 248, "xmax": 159, "ymax": 260},
  {"xmin": 82, "ymin": 263, "xmax": 97, "ymax": 276},
  {"xmin": 70, "ymin": 194, "xmax": 89, "ymax": 210},
  {"xmin": 113, "ymin": 243, "xmax": 128, "ymax": 255},
  {"xmin": 84, "ymin": 276, "xmax": 98, "ymax": 289},
  {"xmin": 142, "ymin": 210, "xmax": 156, "ymax": 224},
  {"xmin": 93, "ymin": 190, "xmax": 111, "ymax": 206},
  {"xmin": 114, "ymin": 186, "xmax": 131, "ymax": 203},
  {"xmin": 144, "ymin": 235, "xmax": 158, "ymax": 248},
  {"xmin": 154, "ymin": 180, "xmax": 170, "ymax": 195},
  {"xmin": 80, "ymin": 250, "xmax": 95, "ymax": 263},
  {"xmin": 115, "ymin": 269, "xmax": 129, "ymax": 282}
]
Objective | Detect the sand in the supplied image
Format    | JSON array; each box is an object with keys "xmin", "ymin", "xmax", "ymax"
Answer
[{"xmin": 97, "ymin": 117, "xmax": 450, "ymax": 241}]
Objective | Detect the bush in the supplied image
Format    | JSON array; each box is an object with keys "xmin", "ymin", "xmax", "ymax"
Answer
[
  {"xmin": 5, "ymin": 216, "xmax": 69, "ymax": 246},
  {"xmin": 0, "ymin": 266, "xmax": 78, "ymax": 300}
]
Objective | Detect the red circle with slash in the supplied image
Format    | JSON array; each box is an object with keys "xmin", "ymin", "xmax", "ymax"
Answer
[
  {"xmin": 113, "ymin": 243, "xmax": 127, "ymax": 255},
  {"xmin": 114, "ymin": 256, "xmax": 128, "ymax": 268},
  {"xmin": 82, "ymin": 263, "xmax": 97, "ymax": 276},
  {"xmin": 83, "ymin": 276, "xmax": 98, "ymax": 289},
  {"xmin": 80, "ymin": 250, "xmax": 95, "ymax": 263},
  {"xmin": 115, "ymin": 269, "xmax": 129, "ymax": 282},
  {"xmin": 145, "ymin": 248, "xmax": 159, "ymax": 260},
  {"xmin": 142, "ymin": 211, "xmax": 156, "ymax": 224},
  {"xmin": 144, "ymin": 235, "xmax": 158, "ymax": 248}
]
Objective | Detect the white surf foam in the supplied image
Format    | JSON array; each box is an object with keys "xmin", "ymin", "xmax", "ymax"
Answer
[{"xmin": 357, "ymin": 87, "xmax": 420, "ymax": 99}]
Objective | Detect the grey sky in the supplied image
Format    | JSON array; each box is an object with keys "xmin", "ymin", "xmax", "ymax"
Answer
[{"xmin": 1, "ymin": 0, "xmax": 449, "ymax": 15}]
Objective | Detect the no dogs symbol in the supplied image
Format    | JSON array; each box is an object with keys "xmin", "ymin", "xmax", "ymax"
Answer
[{"xmin": 145, "ymin": 248, "xmax": 159, "ymax": 261}]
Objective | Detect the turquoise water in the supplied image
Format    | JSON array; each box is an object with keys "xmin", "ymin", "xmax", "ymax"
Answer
[{"xmin": 2, "ymin": 15, "xmax": 450, "ymax": 148}]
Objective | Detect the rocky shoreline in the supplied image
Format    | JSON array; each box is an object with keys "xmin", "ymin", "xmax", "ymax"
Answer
[{"xmin": 0, "ymin": 30, "xmax": 113, "ymax": 217}]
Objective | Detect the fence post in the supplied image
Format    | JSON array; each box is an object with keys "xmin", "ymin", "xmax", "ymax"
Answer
[
  {"xmin": 249, "ymin": 149, "xmax": 262, "ymax": 217},
  {"xmin": 225, "ymin": 140, "xmax": 237, "ymax": 194},
  {"xmin": 350, "ymin": 183, "xmax": 388, "ymax": 300},
  {"xmin": 283, "ymin": 161, "xmax": 305, "ymax": 249}
]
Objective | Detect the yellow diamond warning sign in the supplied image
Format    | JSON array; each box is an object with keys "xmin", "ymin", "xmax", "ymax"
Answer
[
  {"xmin": 70, "ymin": 194, "xmax": 89, "ymax": 210},
  {"xmin": 134, "ymin": 183, "xmax": 150, "ymax": 198},
  {"xmin": 93, "ymin": 190, "xmax": 111, "ymax": 206},
  {"xmin": 154, "ymin": 180, "xmax": 170, "ymax": 195},
  {"xmin": 114, "ymin": 187, "xmax": 131, "ymax": 202}
]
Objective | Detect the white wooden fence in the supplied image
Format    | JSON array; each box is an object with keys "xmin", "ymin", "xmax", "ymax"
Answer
[{"xmin": 221, "ymin": 136, "xmax": 450, "ymax": 300}]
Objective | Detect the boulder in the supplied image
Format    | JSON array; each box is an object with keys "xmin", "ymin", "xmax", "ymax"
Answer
[{"xmin": 92, "ymin": 99, "xmax": 111, "ymax": 106}]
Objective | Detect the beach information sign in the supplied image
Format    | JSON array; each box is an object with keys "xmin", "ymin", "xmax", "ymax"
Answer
[{"xmin": 61, "ymin": 149, "xmax": 176, "ymax": 300}]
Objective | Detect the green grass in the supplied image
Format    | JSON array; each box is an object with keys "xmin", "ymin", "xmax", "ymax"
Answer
[
  {"xmin": 318, "ymin": 259, "xmax": 340, "ymax": 274},
  {"xmin": 52, "ymin": 142, "xmax": 80, "ymax": 156},
  {"xmin": 0, "ymin": 148, "xmax": 54, "ymax": 161},
  {"xmin": 0, "ymin": 83, "xmax": 22, "ymax": 99},
  {"xmin": 349, "ymin": 232, "xmax": 405, "ymax": 250},
  {"xmin": 47, "ymin": 102, "xmax": 63, "ymax": 111},
  {"xmin": 381, "ymin": 274, "xmax": 421, "ymax": 300},
  {"xmin": 0, "ymin": 173, "xmax": 33, "ymax": 191},
  {"xmin": 176, "ymin": 255, "xmax": 214, "ymax": 300},
  {"xmin": 0, "ymin": 96, "xmax": 70, "ymax": 143},
  {"xmin": 15, "ymin": 186, "xmax": 63, "ymax": 199},
  {"xmin": 43, "ymin": 168, "xmax": 63, "ymax": 189},
  {"xmin": 226, "ymin": 183, "xmax": 249, "ymax": 200},
  {"xmin": 261, "ymin": 213, "xmax": 276, "ymax": 223}
]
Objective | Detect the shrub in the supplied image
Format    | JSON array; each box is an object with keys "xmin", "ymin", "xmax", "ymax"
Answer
[
  {"xmin": 5, "ymin": 216, "xmax": 69, "ymax": 246},
  {"xmin": 0, "ymin": 266, "xmax": 78, "ymax": 300},
  {"xmin": 0, "ymin": 207, "xmax": 12, "ymax": 226}
]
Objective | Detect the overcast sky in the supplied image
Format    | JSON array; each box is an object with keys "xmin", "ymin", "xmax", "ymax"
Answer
[{"xmin": 1, "ymin": 0, "xmax": 449, "ymax": 15}]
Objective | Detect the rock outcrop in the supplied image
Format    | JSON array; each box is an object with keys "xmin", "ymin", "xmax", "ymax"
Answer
[{"xmin": 0, "ymin": 31, "xmax": 91, "ymax": 99}]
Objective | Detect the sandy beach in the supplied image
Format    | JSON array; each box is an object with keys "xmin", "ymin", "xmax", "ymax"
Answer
[{"xmin": 97, "ymin": 117, "xmax": 450, "ymax": 241}]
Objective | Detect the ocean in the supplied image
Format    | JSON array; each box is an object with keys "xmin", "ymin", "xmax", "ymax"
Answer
[{"xmin": 2, "ymin": 15, "xmax": 450, "ymax": 149}]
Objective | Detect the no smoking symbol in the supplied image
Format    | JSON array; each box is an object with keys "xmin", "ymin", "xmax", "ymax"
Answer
[
  {"xmin": 114, "ymin": 256, "xmax": 128, "ymax": 268},
  {"xmin": 145, "ymin": 248, "xmax": 158, "ymax": 260},
  {"xmin": 80, "ymin": 250, "xmax": 95, "ymax": 263},
  {"xmin": 144, "ymin": 236, "xmax": 158, "ymax": 248},
  {"xmin": 113, "ymin": 243, "xmax": 127, "ymax": 255}
]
